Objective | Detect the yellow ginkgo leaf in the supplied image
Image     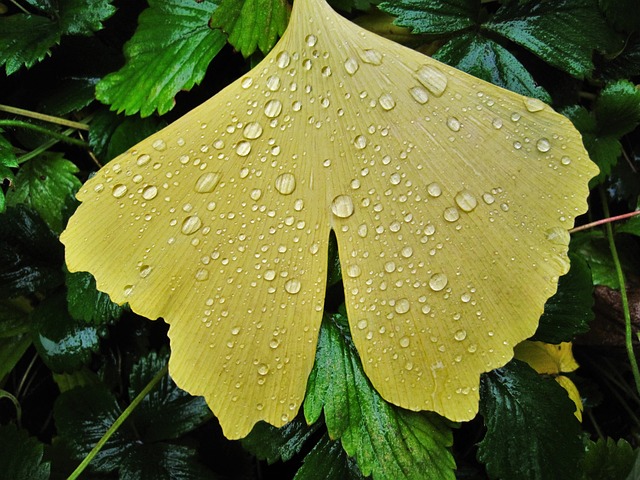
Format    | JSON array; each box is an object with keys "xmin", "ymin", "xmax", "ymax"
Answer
[{"xmin": 61, "ymin": 0, "xmax": 598, "ymax": 439}]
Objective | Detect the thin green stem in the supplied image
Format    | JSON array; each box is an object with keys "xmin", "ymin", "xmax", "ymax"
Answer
[
  {"xmin": 0, "ymin": 104, "xmax": 89, "ymax": 130},
  {"xmin": 0, "ymin": 120, "xmax": 88, "ymax": 148},
  {"xmin": 600, "ymin": 187, "xmax": 640, "ymax": 397},
  {"xmin": 66, "ymin": 363, "xmax": 169, "ymax": 480}
]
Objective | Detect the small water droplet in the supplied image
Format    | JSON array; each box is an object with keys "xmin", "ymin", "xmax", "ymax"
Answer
[
  {"xmin": 359, "ymin": 48, "xmax": 382, "ymax": 65},
  {"xmin": 137, "ymin": 154, "xmax": 151, "ymax": 166},
  {"xmin": 443, "ymin": 207, "xmax": 460, "ymax": 222},
  {"xmin": 399, "ymin": 336, "xmax": 410, "ymax": 347},
  {"xmin": 409, "ymin": 86, "xmax": 429, "ymax": 104},
  {"xmin": 139, "ymin": 265, "xmax": 152, "ymax": 278},
  {"xmin": 390, "ymin": 172, "xmax": 401, "ymax": 185},
  {"xmin": 384, "ymin": 261, "xmax": 396, "ymax": 273},
  {"xmin": 401, "ymin": 246, "xmax": 413, "ymax": 258},
  {"xmin": 379, "ymin": 93, "xmax": 396, "ymax": 111},
  {"xmin": 152, "ymin": 139, "xmax": 167, "ymax": 151},
  {"xmin": 492, "ymin": 118, "xmax": 503, "ymax": 129},
  {"xmin": 321, "ymin": 66, "xmax": 332, "ymax": 77},
  {"xmin": 276, "ymin": 51, "xmax": 290, "ymax": 68},
  {"xmin": 447, "ymin": 117, "xmax": 461, "ymax": 132},
  {"xmin": 536, "ymin": 138, "xmax": 551, "ymax": 152},
  {"xmin": 264, "ymin": 99, "xmax": 283, "ymax": 118},
  {"xmin": 257, "ymin": 364, "xmax": 269, "ymax": 376},
  {"xmin": 357, "ymin": 224, "xmax": 368, "ymax": 237},
  {"xmin": 241, "ymin": 77, "xmax": 253, "ymax": 89},
  {"xmin": 305, "ymin": 34, "xmax": 317, "ymax": 47},
  {"xmin": 181, "ymin": 216, "xmax": 202, "ymax": 235},
  {"xmin": 331, "ymin": 195, "xmax": 354, "ymax": 218},
  {"xmin": 524, "ymin": 97, "xmax": 545, "ymax": 112},
  {"xmin": 454, "ymin": 330, "xmax": 467, "ymax": 341},
  {"xmin": 236, "ymin": 140, "xmax": 252, "ymax": 157},
  {"xmin": 561, "ymin": 156, "xmax": 572, "ymax": 165},
  {"xmin": 123, "ymin": 285, "xmax": 134, "ymax": 297},
  {"xmin": 142, "ymin": 185, "xmax": 158, "ymax": 200},
  {"xmin": 195, "ymin": 268, "xmax": 209, "ymax": 281},
  {"xmin": 285, "ymin": 279, "xmax": 301, "ymax": 294},
  {"xmin": 429, "ymin": 273, "xmax": 448, "ymax": 291},
  {"xmin": 455, "ymin": 190, "xmax": 477, "ymax": 212},
  {"xmin": 482, "ymin": 193, "xmax": 495, "ymax": 204},
  {"xmin": 395, "ymin": 298, "xmax": 410, "ymax": 314},
  {"xmin": 416, "ymin": 65, "xmax": 448, "ymax": 97},
  {"xmin": 112, "ymin": 184, "xmax": 127, "ymax": 198},
  {"xmin": 344, "ymin": 57, "xmax": 359, "ymax": 75},
  {"xmin": 243, "ymin": 122, "xmax": 263, "ymax": 139},
  {"xmin": 275, "ymin": 173, "xmax": 296, "ymax": 195},
  {"xmin": 427, "ymin": 182, "xmax": 442, "ymax": 197},
  {"xmin": 511, "ymin": 112, "xmax": 521, "ymax": 122},
  {"xmin": 354, "ymin": 135, "xmax": 367, "ymax": 149},
  {"xmin": 357, "ymin": 319, "xmax": 368, "ymax": 330},
  {"xmin": 346, "ymin": 264, "xmax": 361, "ymax": 278},
  {"xmin": 195, "ymin": 172, "xmax": 221, "ymax": 193}
]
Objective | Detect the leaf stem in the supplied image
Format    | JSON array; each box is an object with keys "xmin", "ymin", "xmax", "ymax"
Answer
[
  {"xmin": 599, "ymin": 188, "xmax": 640, "ymax": 397},
  {"xmin": 66, "ymin": 363, "xmax": 169, "ymax": 480},
  {"xmin": 569, "ymin": 210, "xmax": 640, "ymax": 233},
  {"xmin": 0, "ymin": 120, "xmax": 88, "ymax": 148},
  {"xmin": 0, "ymin": 104, "xmax": 89, "ymax": 130}
]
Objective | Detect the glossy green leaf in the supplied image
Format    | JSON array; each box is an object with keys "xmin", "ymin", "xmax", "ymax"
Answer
[
  {"xmin": 485, "ymin": 0, "xmax": 620, "ymax": 78},
  {"xmin": 1, "ymin": 131, "xmax": 18, "ymax": 214},
  {"xmin": 533, "ymin": 253, "xmax": 594, "ymax": 343},
  {"xmin": 119, "ymin": 443, "xmax": 214, "ymax": 480},
  {"xmin": 0, "ymin": 205, "xmax": 64, "ymax": 298},
  {"xmin": 39, "ymin": 77, "xmax": 98, "ymax": 116},
  {"xmin": 583, "ymin": 437, "xmax": 637, "ymax": 480},
  {"xmin": 210, "ymin": 0, "xmax": 289, "ymax": 57},
  {"xmin": 128, "ymin": 350, "xmax": 212, "ymax": 442},
  {"xmin": 0, "ymin": 0, "xmax": 115, "ymax": 74},
  {"xmin": 66, "ymin": 270, "xmax": 123, "ymax": 324},
  {"xmin": 32, "ymin": 293, "xmax": 101, "ymax": 372},
  {"xmin": 6, "ymin": 152, "xmax": 81, "ymax": 234},
  {"xmin": 304, "ymin": 312, "xmax": 455, "ymax": 480},
  {"xmin": 294, "ymin": 433, "xmax": 365, "ymax": 480},
  {"xmin": 380, "ymin": 0, "xmax": 478, "ymax": 35},
  {"xmin": 0, "ymin": 334, "xmax": 32, "ymax": 381},
  {"xmin": 0, "ymin": 424, "xmax": 50, "ymax": 480},
  {"xmin": 478, "ymin": 360, "xmax": 583, "ymax": 480},
  {"xmin": 434, "ymin": 33, "xmax": 550, "ymax": 101},
  {"xmin": 96, "ymin": 0, "xmax": 227, "ymax": 117},
  {"xmin": 242, "ymin": 417, "xmax": 321, "ymax": 464}
]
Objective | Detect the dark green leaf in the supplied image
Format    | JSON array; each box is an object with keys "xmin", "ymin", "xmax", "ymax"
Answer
[
  {"xmin": 478, "ymin": 360, "xmax": 583, "ymax": 480},
  {"xmin": 595, "ymin": 80, "xmax": 640, "ymax": 138},
  {"xmin": 533, "ymin": 253, "xmax": 594, "ymax": 343},
  {"xmin": 129, "ymin": 350, "xmax": 212, "ymax": 442},
  {"xmin": 329, "ymin": 0, "xmax": 379, "ymax": 12},
  {"xmin": 0, "ymin": 131, "xmax": 18, "ymax": 168},
  {"xmin": 242, "ymin": 417, "xmax": 321, "ymax": 464},
  {"xmin": 326, "ymin": 231, "xmax": 342, "ymax": 287},
  {"xmin": 32, "ymin": 293, "xmax": 101, "ymax": 372},
  {"xmin": 599, "ymin": 0, "xmax": 640, "ymax": 32},
  {"xmin": 0, "ymin": 0, "xmax": 115, "ymax": 74},
  {"xmin": 379, "ymin": 0, "xmax": 478, "ymax": 35},
  {"xmin": 295, "ymin": 432, "xmax": 365, "ymax": 480},
  {"xmin": 119, "ymin": 443, "xmax": 214, "ymax": 480},
  {"xmin": 210, "ymin": 0, "xmax": 289, "ymax": 57},
  {"xmin": 54, "ymin": 384, "xmax": 136, "ymax": 473},
  {"xmin": 600, "ymin": 34, "xmax": 640, "ymax": 80},
  {"xmin": 0, "ymin": 205, "xmax": 64, "ymax": 298},
  {"xmin": 39, "ymin": 77, "xmax": 98, "ymax": 116},
  {"xmin": 616, "ymin": 214, "xmax": 640, "ymax": 236},
  {"xmin": 66, "ymin": 270, "xmax": 123, "ymax": 324},
  {"xmin": 485, "ymin": 0, "xmax": 621, "ymax": 77},
  {"xmin": 0, "ymin": 301, "xmax": 31, "ymax": 338},
  {"xmin": 0, "ymin": 424, "xmax": 50, "ymax": 480},
  {"xmin": 583, "ymin": 437, "xmax": 637, "ymax": 480},
  {"xmin": 106, "ymin": 116, "xmax": 166, "ymax": 160},
  {"xmin": 0, "ymin": 334, "xmax": 32, "ymax": 381},
  {"xmin": 304, "ymin": 312, "xmax": 455, "ymax": 480},
  {"xmin": 6, "ymin": 152, "xmax": 81, "ymax": 234},
  {"xmin": 96, "ymin": 0, "xmax": 227, "ymax": 116},
  {"xmin": 434, "ymin": 33, "xmax": 550, "ymax": 101}
]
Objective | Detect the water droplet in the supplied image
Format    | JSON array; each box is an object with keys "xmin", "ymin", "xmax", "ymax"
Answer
[
  {"xmin": 359, "ymin": 48, "xmax": 382, "ymax": 65},
  {"xmin": 354, "ymin": 135, "xmax": 367, "ymax": 149},
  {"xmin": 235, "ymin": 141, "xmax": 251, "ymax": 157},
  {"xmin": 482, "ymin": 193, "xmax": 495, "ymax": 204},
  {"xmin": 524, "ymin": 97, "xmax": 545, "ymax": 112},
  {"xmin": 405, "ymin": 361, "xmax": 414, "ymax": 371},
  {"xmin": 137, "ymin": 154, "xmax": 151, "ymax": 166},
  {"xmin": 123, "ymin": 285, "xmax": 134, "ymax": 297},
  {"xmin": 427, "ymin": 182, "xmax": 442, "ymax": 197},
  {"xmin": 511, "ymin": 112, "xmax": 521, "ymax": 122},
  {"xmin": 243, "ymin": 122, "xmax": 263, "ymax": 139},
  {"xmin": 275, "ymin": 173, "xmax": 296, "ymax": 195},
  {"xmin": 264, "ymin": 99, "xmax": 283, "ymax": 118},
  {"xmin": 276, "ymin": 51, "xmax": 290, "ymax": 68},
  {"xmin": 492, "ymin": 118, "xmax": 503, "ymax": 129},
  {"xmin": 395, "ymin": 298, "xmax": 410, "ymax": 314},
  {"xmin": 344, "ymin": 57, "xmax": 359, "ymax": 75},
  {"xmin": 379, "ymin": 93, "xmax": 396, "ymax": 111},
  {"xmin": 447, "ymin": 117, "xmax": 461, "ymax": 132},
  {"xmin": 195, "ymin": 268, "xmax": 209, "ymax": 281},
  {"xmin": 152, "ymin": 139, "xmax": 166, "ymax": 151},
  {"xmin": 264, "ymin": 270, "xmax": 276, "ymax": 281},
  {"xmin": 454, "ymin": 330, "xmax": 467, "ymax": 341},
  {"xmin": 461, "ymin": 293, "xmax": 471, "ymax": 303},
  {"xmin": 443, "ymin": 207, "xmax": 460, "ymax": 222},
  {"xmin": 331, "ymin": 195, "xmax": 355, "ymax": 218},
  {"xmin": 142, "ymin": 185, "xmax": 158, "ymax": 200},
  {"xmin": 561, "ymin": 156, "xmax": 572, "ymax": 165},
  {"xmin": 546, "ymin": 227, "xmax": 570, "ymax": 246},
  {"xmin": 181, "ymin": 216, "xmax": 202, "ymax": 235},
  {"xmin": 357, "ymin": 224, "xmax": 368, "ymax": 237},
  {"xmin": 390, "ymin": 172, "xmax": 401, "ymax": 185},
  {"xmin": 429, "ymin": 273, "xmax": 448, "ymax": 291},
  {"xmin": 416, "ymin": 65, "xmax": 448, "ymax": 97},
  {"xmin": 241, "ymin": 76, "xmax": 253, "ymax": 88},
  {"xmin": 455, "ymin": 190, "xmax": 477, "ymax": 212},
  {"xmin": 357, "ymin": 319, "xmax": 368, "ymax": 330},
  {"xmin": 195, "ymin": 172, "xmax": 221, "ymax": 193},
  {"xmin": 112, "ymin": 184, "xmax": 127, "ymax": 198},
  {"xmin": 401, "ymin": 246, "xmax": 413, "ymax": 258},
  {"xmin": 305, "ymin": 34, "xmax": 317, "ymax": 47},
  {"xmin": 399, "ymin": 336, "xmax": 410, "ymax": 348},
  {"xmin": 346, "ymin": 264, "xmax": 361, "ymax": 278},
  {"xmin": 257, "ymin": 364, "xmax": 269, "ymax": 376},
  {"xmin": 285, "ymin": 279, "xmax": 301, "ymax": 294},
  {"xmin": 409, "ymin": 86, "xmax": 429, "ymax": 104},
  {"xmin": 536, "ymin": 138, "xmax": 551, "ymax": 152},
  {"xmin": 384, "ymin": 261, "xmax": 396, "ymax": 273},
  {"xmin": 139, "ymin": 265, "xmax": 152, "ymax": 278}
]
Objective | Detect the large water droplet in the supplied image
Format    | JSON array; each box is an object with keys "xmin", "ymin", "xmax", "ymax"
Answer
[
  {"xmin": 429, "ymin": 273, "xmax": 448, "ymax": 291},
  {"xmin": 195, "ymin": 172, "xmax": 221, "ymax": 193},
  {"xmin": 152, "ymin": 139, "xmax": 167, "ymax": 151},
  {"xmin": 181, "ymin": 216, "xmax": 202, "ymax": 235},
  {"xmin": 305, "ymin": 34, "xmax": 317, "ymax": 47},
  {"xmin": 359, "ymin": 48, "xmax": 382, "ymax": 65},
  {"xmin": 443, "ymin": 207, "xmax": 460, "ymax": 222},
  {"xmin": 139, "ymin": 265, "xmax": 152, "ymax": 278},
  {"xmin": 447, "ymin": 117, "xmax": 461, "ymax": 132},
  {"xmin": 276, "ymin": 51, "xmax": 290, "ymax": 68},
  {"xmin": 275, "ymin": 173, "xmax": 296, "ymax": 195},
  {"xmin": 395, "ymin": 298, "xmax": 410, "ymax": 314},
  {"xmin": 243, "ymin": 122, "xmax": 263, "ymax": 139},
  {"xmin": 545, "ymin": 227, "xmax": 570, "ymax": 246},
  {"xmin": 331, "ymin": 195, "xmax": 355, "ymax": 218},
  {"xmin": 354, "ymin": 135, "xmax": 367, "ymax": 149},
  {"xmin": 409, "ymin": 86, "xmax": 429, "ymax": 104},
  {"xmin": 257, "ymin": 364, "xmax": 270, "ymax": 376},
  {"xmin": 454, "ymin": 330, "xmax": 467, "ymax": 341},
  {"xmin": 142, "ymin": 185, "xmax": 158, "ymax": 200},
  {"xmin": 285, "ymin": 279, "xmax": 301, "ymax": 294},
  {"xmin": 416, "ymin": 65, "xmax": 448, "ymax": 97},
  {"xmin": 137, "ymin": 154, "xmax": 151, "ymax": 166},
  {"xmin": 112, "ymin": 184, "xmax": 127, "ymax": 198},
  {"xmin": 195, "ymin": 268, "xmax": 209, "ymax": 281},
  {"xmin": 399, "ymin": 336, "xmax": 410, "ymax": 348},
  {"xmin": 264, "ymin": 99, "xmax": 283, "ymax": 118},
  {"xmin": 536, "ymin": 138, "xmax": 551, "ymax": 152},
  {"xmin": 236, "ymin": 141, "xmax": 252, "ymax": 157},
  {"xmin": 524, "ymin": 97, "xmax": 545, "ymax": 112},
  {"xmin": 344, "ymin": 57, "xmax": 359, "ymax": 75},
  {"xmin": 455, "ymin": 190, "xmax": 478, "ymax": 212},
  {"xmin": 346, "ymin": 264, "xmax": 361, "ymax": 278},
  {"xmin": 427, "ymin": 182, "xmax": 442, "ymax": 197},
  {"xmin": 379, "ymin": 93, "xmax": 396, "ymax": 111}
]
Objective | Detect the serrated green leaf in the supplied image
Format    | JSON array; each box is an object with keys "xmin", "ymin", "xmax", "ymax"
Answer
[
  {"xmin": 39, "ymin": 77, "xmax": 98, "ymax": 116},
  {"xmin": 533, "ymin": 253, "xmax": 594, "ymax": 343},
  {"xmin": 0, "ymin": 132, "xmax": 18, "ymax": 169},
  {"xmin": 53, "ymin": 368, "xmax": 102, "ymax": 392},
  {"xmin": 0, "ymin": 0, "xmax": 115, "ymax": 75},
  {"xmin": 0, "ymin": 424, "xmax": 50, "ymax": 480},
  {"xmin": 96, "ymin": 0, "xmax": 227, "ymax": 117},
  {"xmin": 584, "ymin": 437, "xmax": 637, "ymax": 480},
  {"xmin": 294, "ymin": 432, "xmax": 365, "ymax": 480},
  {"xmin": 6, "ymin": 152, "xmax": 81, "ymax": 234},
  {"xmin": 0, "ymin": 205, "xmax": 64, "ymax": 298},
  {"xmin": 128, "ymin": 350, "xmax": 212, "ymax": 442},
  {"xmin": 433, "ymin": 33, "xmax": 550, "ymax": 101},
  {"xmin": 242, "ymin": 417, "xmax": 321, "ymax": 464},
  {"xmin": 32, "ymin": 292, "xmax": 101, "ymax": 372},
  {"xmin": 478, "ymin": 360, "xmax": 583, "ymax": 480},
  {"xmin": 54, "ymin": 384, "xmax": 137, "ymax": 473},
  {"xmin": 485, "ymin": 0, "xmax": 621, "ymax": 78},
  {"xmin": 119, "ymin": 443, "xmax": 214, "ymax": 480},
  {"xmin": 0, "ymin": 334, "xmax": 32, "ymax": 381},
  {"xmin": 595, "ymin": 80, "xmax": 640, "ymax": 138},
  {"xmin": 380, "ymin": 0, "xmax": 478, "ymax": 35},
  {"xmin": 210, "ymin": 0, "xmax": 289, "ymax": 57},
  {"xmin": 66, "ymin": 270, "xmax": 123, "ymax": 324},
  {"xmin": 304, "ymin": 313, "xmax": 455, "ymax": 480}
]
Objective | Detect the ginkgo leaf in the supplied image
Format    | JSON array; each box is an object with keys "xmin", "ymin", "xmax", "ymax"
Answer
[{"xmin": 61, "ymin": 0, "xmax": 597, "ymax": 439}]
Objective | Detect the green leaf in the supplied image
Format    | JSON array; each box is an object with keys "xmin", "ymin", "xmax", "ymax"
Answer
[
  {"xmin": 96, "ymin": 0, "xmax": 227, "ymax": 117},
  {"xmin": 210, "ymin": 0, "xmax": 289, "ymax": 58},
  {"xmin": 295, "ymin": 432, "xmax": 366, "ymax": 480},
  {"xmin": 66, "ymin": 270, "xmax": 123, "ymax": 324},
  {"xmin": 594, "ymin": 80, "xmax": 640, "ymax": 138},
  {"xmin": 128, "ymin": 350, "xmax": 212, "ymax": 442},
  {"xmin": 434, "ymin": 33, "xmax": 550, "ymax": 101},
  {"xmin": 0, "ymin": 334, "xmax": 32, "ymax": 381},
  {"xmin": 0, "ymin": 0, "xmax": 115, "ymax": 74},
  {"xmin": 304, "ymin": 312, "xmax": 456, "ymax": 480},
  {"xmin": 242, "ymin": 417, "xmax": 321, "ymax": 464},
  {"xmin": 616, "ymin": 214, "xmax": 640, "ymax": 236},
  {"xmin": 583, "ymin": 437, "xmax": 637, "ymax": 480},
  {"xmin": 1, "ymin": 131, "xmax": 18, "ymax": 213},
  {"xmin": 477, "ymin": 360, "xmax": 583, "ymax": 480},
  {"xmin": 39, "ymin": 77, "xmax": 98, "ymax": 116},
  {"xmin": 329, "ymin": 0, "xmax": 379, "ymax": 12},
  {"xmin": 485, "ymin": 0, "xmax": 621, "ymax": 78},
  {"xmin": 0, "ymin": 301, "xmax": 30, "ymax": 338},
  {"xmin": 32, "ymin": 293, "xmax": 101, "ymax": 372},
  {"xmin": 599, "ymin": 0, "xmax": 640, "ymax": 32},
  {"xmin": 533, "ymin": 253, "xmax": 594, "ymax": 343},
  {"xmin": 119, "ymin": 443, "xmax": 214, "ymax": 480},
  {"xmin": 0, "ymin": 205, "xmax": 64, "ymax": 298},
  {"xmin": 6, "ymin": 152, "xmax": 81, "ymax": 234},
  {"xmin": 379, "ymin": 0, "xmax": 478, "ymax": 35},
  {"xmin": 0, "ymin": 424, "xmax": 50, "ymax": 480}
]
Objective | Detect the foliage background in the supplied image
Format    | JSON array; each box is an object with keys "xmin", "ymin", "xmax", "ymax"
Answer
[{"xmin": 1, "ymin": 0, "xmax": 640, "ymax": 478}]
